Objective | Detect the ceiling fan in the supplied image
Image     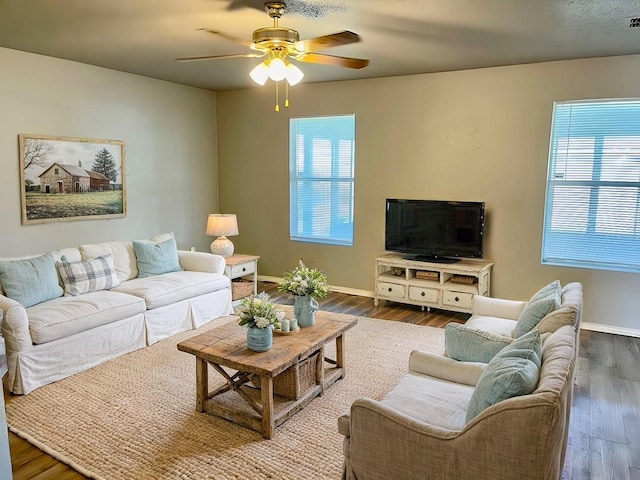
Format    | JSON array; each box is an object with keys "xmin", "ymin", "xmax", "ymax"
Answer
[{"xmin": 177, "ymin": 1, "xmax": 369, "ymax": 109}]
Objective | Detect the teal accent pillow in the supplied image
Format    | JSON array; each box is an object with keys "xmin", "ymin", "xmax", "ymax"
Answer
[
  {"xmin": 465, "ymin": 329, "xmax": 542, "ymax": 423},
  {"xmin": 0, "ymin": 252, "xmax": 63, "ymax": 307},
  {"xmin": 444, "ymin": 323, "xmax": 513, "ymax": 363},
  {"xmin": 513, "ymin": 280, "xmax": 561, "ymax": 338},
  {"xmin": 132, "ymin": 236, "xmax": 182, "ymax": 278}
]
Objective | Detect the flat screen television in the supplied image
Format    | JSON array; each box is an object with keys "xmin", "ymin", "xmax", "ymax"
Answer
[{"xmin": 385, "ymin": 199, "xmax": 485, "ymax": 263}]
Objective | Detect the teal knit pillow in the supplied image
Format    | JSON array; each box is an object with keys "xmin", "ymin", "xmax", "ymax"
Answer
[
  {"xmin": 132, "ymin": 236, "xmax": 182, "ymax": 278},
  {"xmin": 444, "ymin": 323, "xmax": 513, "ymax": 363},
  {"xmin": 513, "ymin": 280, "xmax": 561, "ymax": 338},
  {"xmin": 0, "ymin": 252, "xmax": 63, "ymax": 307},
  {"xmin": 466, "ymin": 329, "xmax": 542, "ymax": 423}
]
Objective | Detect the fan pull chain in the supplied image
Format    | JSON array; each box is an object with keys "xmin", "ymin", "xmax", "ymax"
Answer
[
  {"xmin": 285, "ymin": 81, "xmax": 290, "ymax": 108},
  {"xmin": 275, "ymin": 81, "xmax": 280, "ymax": 112}
]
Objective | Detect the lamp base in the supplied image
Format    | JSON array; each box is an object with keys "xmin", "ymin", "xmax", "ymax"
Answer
[{"xmin": 210, "ymin": 236, "xmax": 234, "ymax": 257}]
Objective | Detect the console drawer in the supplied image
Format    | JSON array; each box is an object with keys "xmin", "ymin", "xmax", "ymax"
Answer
[
  {"xmin": 442, "ymin": 291, "xmax": 473, "ymax": 309},
  {"xmin": 377, "ymin": 282, "xmax": 406, "ymax": 299},
  {"xmin": 408, "ymin": 286, "xmax": 439, "ymax": 303}
]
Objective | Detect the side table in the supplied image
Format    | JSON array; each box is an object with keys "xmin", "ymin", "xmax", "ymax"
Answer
[{"xmin": 224, "ymin": 254, "xmax": 260, "ymax": 304}]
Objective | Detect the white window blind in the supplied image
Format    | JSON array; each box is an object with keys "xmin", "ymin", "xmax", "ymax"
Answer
[
  {"xmin": 542, "ymin": 99, "xmax": 640, "ymax": 272},
  {"xmin": 289, "ymin": 115, "xmax": 355, "ymax": 246}
]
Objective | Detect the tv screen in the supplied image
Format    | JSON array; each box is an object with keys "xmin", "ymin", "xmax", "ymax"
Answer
[{"xmin": 385, "ymin": 199, "xmax": 485, "ymax": 263}]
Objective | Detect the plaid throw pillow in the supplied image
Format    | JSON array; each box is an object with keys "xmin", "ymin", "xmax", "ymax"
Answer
[{"xmin": 57, "ymin": 254, "xmax": 120, "ymax": 296}]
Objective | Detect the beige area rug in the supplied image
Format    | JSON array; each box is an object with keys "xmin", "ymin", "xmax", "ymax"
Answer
[{"xmin": 6, "ymin": 315, "xmax": 445, "ymax": 480}]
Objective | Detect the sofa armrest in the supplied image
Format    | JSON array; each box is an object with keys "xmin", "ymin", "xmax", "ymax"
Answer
[
  {"xmin": 471, "ymin": 296, "xmax": 527, "ymax": 320},
  {"xmin": 409, "ymin": 350, "xmax": 486, "ymax": 386},
  {"xmin": 343, "ymin": 397, "xmax": 460, "ymax": 479},
  {"xmin": 178, "ymin": 250, "xmax": 225, "ymax": 275},
  {"xmin": 0, "ymin": 294, "xmax": 33, "ymax": 352},
  {"xmin": 343, "ymin": 395, "xmax": 568, "ymax": 480}
]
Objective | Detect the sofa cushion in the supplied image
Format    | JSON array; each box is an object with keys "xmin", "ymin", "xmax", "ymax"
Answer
[
  {"xmin": 132, "ymin": 236, "xmax": 182, "ymax": 278},
  {"xmin": 445, "ymin": 323, "xmax": 513, "ymax": 363},
  {"xmin": 514, "ymin": 280, "xmax": 561, "ymax": 338},
  {"xmin": 0, "ymin": 253, "xmax": 63, "ymax": 308},
  {"xmin": 79, "ymin": 241, "xmax": 139, "ymax": 282},
  {"xmin": 381, "ymin": 372, "xmax": 474, "ymax": 431},
  {"xmin": 57, "ymin": 254, "xmax": 121, "ymax": 296},
  {"xmin": 27, "ymin": 290, "xmax": 146, "ymax": 344},
  {"xmin": 111, "ymin": 271, "xmax": 230, "ymax": 310},
  {"xmin": 464, "ymin": 315, "xmax": 516, "ymax": 338},
  {"xmin": 466, "ymin": 329, "xmax": 542, "ymax": 422}
]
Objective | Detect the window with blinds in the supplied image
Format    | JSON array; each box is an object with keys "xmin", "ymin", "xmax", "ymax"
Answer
[
  {"xmin": 289, "ymin": 114, "xmax": 355, "ymax": 246},
  {"xmin": 542, "ymin": 99, "xmax": 640, "ymax": 272}
]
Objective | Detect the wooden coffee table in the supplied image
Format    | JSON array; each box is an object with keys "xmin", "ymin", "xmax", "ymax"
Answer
[{"xmin": 177, "ymin": 307, "xmax": 358, "ymax": 439}]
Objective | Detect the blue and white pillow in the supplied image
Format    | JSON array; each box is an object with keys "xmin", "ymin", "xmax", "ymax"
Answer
[
  {"xmin": 0, "ymin": 252, "xmax": 63, "ymax": 307},
  {"xmin": 132, "ymin": 236, "xmax": 182, "ymax": 278},
  {"xmin": 445, "ymin": 323, "xmax": 513, "ymax": 363},
  {"xmin": 57, "ymin": 254, "xmax": 120, "ymax": 296}
]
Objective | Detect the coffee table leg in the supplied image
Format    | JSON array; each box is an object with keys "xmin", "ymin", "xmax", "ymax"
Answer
[
  {"xmin": 196, "ymin": 357, "xmax": 208, "ymax": 412},
  {"xmin": 260, "ymin": 375, "xmax": 275, "ymax": 439},
  {"xmin": 336, "ymin": 334, "xmax": 345, "ymax": 378}
]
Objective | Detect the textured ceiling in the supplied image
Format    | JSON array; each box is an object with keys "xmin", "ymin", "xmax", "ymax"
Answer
[{"xmin": 1, "ymin": 0, "xmax": 640, "ymax": 91}]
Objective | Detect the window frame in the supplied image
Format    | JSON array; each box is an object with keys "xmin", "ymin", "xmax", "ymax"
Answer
[
  {"xmin": 541, "ymin": 98, "xmax": 640, "ymax": 273},
  {"xmin": 289, "ymin": 114, "xmax": 356, "ymax": 246}
]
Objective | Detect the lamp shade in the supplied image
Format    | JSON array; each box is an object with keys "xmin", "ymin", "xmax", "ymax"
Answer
[
  {"xmin": 285, "ymin": 63, "xmax": 304, "ymax": 86},
  {"xmin": 249, "ymin": 62, "xmax": 270, "ymax": 85},
  {"xmin": 267, "ymin": 57, "xmax": 287, "ymax": 81},
  {"xmin": 206, "ymin": 214, "xmax": 239, "ymax": 237}
]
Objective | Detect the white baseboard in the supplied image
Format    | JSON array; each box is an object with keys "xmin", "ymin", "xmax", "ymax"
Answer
[
  {"xmin": 580, "ymin": 322, "xmax": 640, "ymax": 338},
  {"xmin": 258, "ymin": 276, "xmax": 640, "ymax": 338},
  {"xmin": 258, "ymin": 275, "xmax": 375, "ymax": 299}
]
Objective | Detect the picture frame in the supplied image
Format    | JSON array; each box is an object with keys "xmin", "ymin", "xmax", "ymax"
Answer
[{"xmin": 19, "ymin": 134, "xmax": 126, "ymax": 225}]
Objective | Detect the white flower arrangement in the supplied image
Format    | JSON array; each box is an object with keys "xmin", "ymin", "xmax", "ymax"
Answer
[
  {"xmin": 235, "ymin": 292, "xmax": 286, "ymax": 329},
  {"xmin": 278, "ymin": 260, "xmax": 329, "ymax": 298}
]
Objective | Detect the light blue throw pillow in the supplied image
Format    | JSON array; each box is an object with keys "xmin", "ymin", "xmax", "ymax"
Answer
[
  {"xmin": 0, "ymin": 252, "xmax": 63, "ymax": 307},
  {"xmin": 132, "ymin": 236, "xmax": 182, "ymax": 278},
  {"xmin": 444, "ymin": 323, "xmax": 513, "ymax": 363},
  {"xmin": 513, "ymin": 280, "xmax": 561, "ymax": 338},
  {"xmin": 465, "ymin": 329, "xmax": 542, "ymax": 423}
]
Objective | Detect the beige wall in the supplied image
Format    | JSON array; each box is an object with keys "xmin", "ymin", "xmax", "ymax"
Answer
[
  {"xmin": 217, "ymin": 54, "xmax": 640, "ymax": 334},
  {"xmin": 0, "ymin": 48, "xmax": 219, "ymax": 256}
]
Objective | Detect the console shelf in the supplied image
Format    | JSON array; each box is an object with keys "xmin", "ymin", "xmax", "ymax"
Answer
[{"xmin": 374, "ymin": 253, "xmax": 493, "ymax": 314}]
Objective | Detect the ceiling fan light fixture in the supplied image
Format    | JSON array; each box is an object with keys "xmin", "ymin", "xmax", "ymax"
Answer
[
  {"xmin": 267, "ymin": 57, "xmax": 287, "ymax": 81},
  {"xmin": 285, "ymin": 62, "xmax": 304, "ymax": 85},
  {"xmin": 249, "ymin": 61, "xmax": 270, "ymax": 85}
]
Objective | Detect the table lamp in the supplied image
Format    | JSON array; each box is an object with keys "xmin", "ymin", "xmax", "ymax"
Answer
[{"xmin": 206, "ymin": 214, "xmax": 239, "ymax": 257}]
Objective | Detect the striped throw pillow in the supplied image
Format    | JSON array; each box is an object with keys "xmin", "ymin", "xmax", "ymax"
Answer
[{"xmin": 57, "ymin": 254, "xmax": 120, "ymax": 296}]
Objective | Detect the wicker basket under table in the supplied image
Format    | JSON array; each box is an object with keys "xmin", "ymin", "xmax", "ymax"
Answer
[
  {"xmin": 251, "ymin": 352, "xmax": 320, "ymax": 400},
  {"xmin": 231, "ymin": 279, "xmax": 254, "ymax": 301}
]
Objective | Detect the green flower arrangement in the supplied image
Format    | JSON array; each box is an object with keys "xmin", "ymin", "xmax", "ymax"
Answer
[
  {"xmin": 235, "ymin": 292, "xmax": 286, "ymax": 329},
  {"xmin": 278, "ymin": 260, "xmax": 329, "ymax": 298}
]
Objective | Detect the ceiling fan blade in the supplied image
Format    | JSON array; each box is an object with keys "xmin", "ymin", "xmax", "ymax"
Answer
[
  {"xmin": 295, "ymin": 52, "xmax": 369, "ymax": 69},
  {"xmin": 293, "ymin": 31, "xmax": 361, "ymax": 53},
  {"xmin": 176, "ymin": 52, "xmax": 264, "ymax": 62},
  {"xmin": 198, "ymin": 28, "xmax": 257, "ymax": 50}
]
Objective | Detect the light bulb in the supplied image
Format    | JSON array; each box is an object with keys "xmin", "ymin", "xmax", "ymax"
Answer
[
  {"xmin": 268, "ymin": 57, "xmax": 287, "ymax": 81},
  {"xmin": 285, "ymin": 63, "xmax": 304, "ymax": 86},
  {"xmin": 249, "ymin": 62, "xmax": 269, "ymax": 85}
]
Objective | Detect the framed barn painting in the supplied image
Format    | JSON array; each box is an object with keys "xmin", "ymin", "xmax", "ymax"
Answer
[{"xmin": 18, "ymin": 134, "xmax": 126, "ymax": 225}]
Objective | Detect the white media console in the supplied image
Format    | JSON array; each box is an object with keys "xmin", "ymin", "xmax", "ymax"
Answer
[{"xmin": 374, "ymin": 253, "xmax": 493, "ymax": 314}]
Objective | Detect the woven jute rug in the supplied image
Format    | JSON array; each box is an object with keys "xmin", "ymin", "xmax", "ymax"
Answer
[{"xmin": 6, "ymin": 315, "xmax": 445, "ymax": 480}]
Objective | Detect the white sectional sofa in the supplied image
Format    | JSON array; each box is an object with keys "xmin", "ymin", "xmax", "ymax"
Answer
[{"xmin": 0, "ymin": 233, "xmax": 233, "ymax": 394}]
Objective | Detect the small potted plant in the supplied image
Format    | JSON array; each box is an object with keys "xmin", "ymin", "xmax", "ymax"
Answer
[
  {"xmin": 235, "ymin": 292, "xmax": 286, "ymax": 352},
  {"xmin": 278, "ymin": 260, "xmax": 329, "ymax": 327}
]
